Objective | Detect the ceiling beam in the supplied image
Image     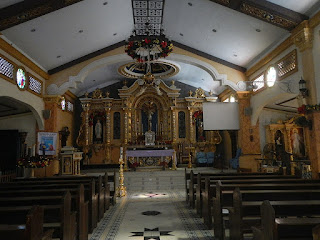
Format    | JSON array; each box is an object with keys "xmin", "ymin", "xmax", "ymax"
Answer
[
  {"xmin": 209, "ymin": 0, "xmax": 308, "ymax": 31},
  {"xmin": 0, "ymin": 0, "xmax": 84, "ymax": 31}
]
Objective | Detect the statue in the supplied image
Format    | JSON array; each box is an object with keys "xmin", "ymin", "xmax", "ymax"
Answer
[
  {"xmin": 95, "ymin": 119, "xmax": 102, "ymax": 141},
  {"xmin": 59, "ymin": 126, "xmax": 70, "ymax": 147}
]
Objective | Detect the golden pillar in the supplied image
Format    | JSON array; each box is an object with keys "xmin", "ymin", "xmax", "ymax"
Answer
[
  {"xmin": 188, "ymin": 107, "xmax": 195, "ymax": 143},
  {"xmin": 117, "ymin": 147, "xmax": 127, "ymax": 197},
  {"xmin": 171, "ymin": 106, "xmax": 177, "ymax": 143},
  {"xmin": 105, "ymin": 103, "xmax": 111, "ymax": 163}
]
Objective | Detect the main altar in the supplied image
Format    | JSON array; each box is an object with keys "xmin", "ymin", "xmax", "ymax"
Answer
[{"xmin": 76, "ymin": 72, "xmax": 222, "ymax": 167}]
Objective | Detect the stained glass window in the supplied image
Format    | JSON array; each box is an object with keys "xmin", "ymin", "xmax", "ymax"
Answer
[
  {"xmin": 61, "ymin": 97, "xmax": 66, "ymax": 110},
  {"xmin": 16, "ymin": 68, "xmax": 26, "ymax": 89},
  {"xmin": 178, "ymin": 111, "xmax": 186, "ymax": 138},
  {"xmin": 266, "ymin": 66, "xmax": 277, "ymax": 87},
  {"xmin": 113, "ymin": 112, "xmax": 121, "ymax": 139}
]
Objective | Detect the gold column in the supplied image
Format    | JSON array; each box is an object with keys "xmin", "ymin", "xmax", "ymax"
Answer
[
  {"xmin": 123, "ymin": 107, "xmax": 129, "ymax": 171},
  {"xmin": 188, "ymin": 107, "xmax": 194, "ymax": 143},
  {"xmin": 81, "ymin": 103, "xmax": 90, "ymax": 146},
  {"xmin": 105, "ymin": 103, "xmax": 111, "ymax": 163},
  {"xmin": 171, "ymin": 107, "xmax": 177, "ymax": 143},
  {"xmin": 117, "ymin": 147, "xmax": 127, "ymax": 197}
]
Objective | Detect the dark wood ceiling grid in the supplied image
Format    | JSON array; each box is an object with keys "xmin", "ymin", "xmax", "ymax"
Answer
[
  {"xmin": 0, "ymin": 0, "xmax": 84, "ymax": 31},
  {"xmin": 209, "ymin": 0, "xmax": 308, "ymax": 31}
]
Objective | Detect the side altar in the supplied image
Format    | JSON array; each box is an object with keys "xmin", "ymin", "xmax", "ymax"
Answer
[{"xmin": 76, "ymin": 74, "xmax": 222, "ymax": 165}]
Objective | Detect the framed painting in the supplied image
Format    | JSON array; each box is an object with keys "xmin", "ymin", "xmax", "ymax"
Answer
[
  {"xmin": 38, "ymin": 132, "xmax": 58, "ymax": 156},
  {"xmin": 290, "ymin": 127, "xmax": 306, "ymax": 158}
]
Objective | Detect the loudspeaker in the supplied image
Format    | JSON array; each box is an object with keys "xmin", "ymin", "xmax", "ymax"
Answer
[
  {"xmin": 244, "ymin": 107, "xmax": 252, "ymax": 116},
  {"xmin": 42, "ymin": 109, "xmax": 51, "ymax": 120}
]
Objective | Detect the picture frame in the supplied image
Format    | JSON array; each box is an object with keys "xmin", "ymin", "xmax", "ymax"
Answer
[{"xmin": 37, "ymin": 132, "xmax": 58, "ymax": 156}]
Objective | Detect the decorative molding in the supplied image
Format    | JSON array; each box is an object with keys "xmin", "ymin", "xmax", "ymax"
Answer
[
  {"xmin": 236, "ymin": 91, "xmax": 251, "ymax": 99},
  {"xmin": 291, "ymin": 21, "xmax": 313, "ymax": 52},
  {"xmin": 0, "ymin": 37, "xmax": 49, "ymax": 80},
  {"xmin": 0, "ymin": 0, "xmax": 84, "ymax": 31},
  {"xmin": 240, "ymin": 3, "xmax": 297, "ymax": 30}
]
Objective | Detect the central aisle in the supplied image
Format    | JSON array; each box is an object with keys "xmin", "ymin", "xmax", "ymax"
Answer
[
  {"xmin": 89, "ymin": 190, "xmax": 214, "ymax": 240},
  {"xmin": 87, "ymin": 169, "xmax": 219, "ymax": 240}
]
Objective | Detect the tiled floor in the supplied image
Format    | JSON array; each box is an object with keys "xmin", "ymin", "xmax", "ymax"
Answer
[
  {"xmin": 89, "ymin": 190, "xmax": 214, "ymax": 240},
  {"xmin": 87, "ymin": 168, "xmax": 221, "ymax": 240}
]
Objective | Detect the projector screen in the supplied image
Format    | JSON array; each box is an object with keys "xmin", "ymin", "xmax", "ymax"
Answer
[{"xmin": 203, "ymin": 102, "xmax": 240, "ymax": 130}]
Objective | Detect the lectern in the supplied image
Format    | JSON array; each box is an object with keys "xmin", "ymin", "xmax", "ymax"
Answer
[{"xmin": 60, "ymin": 147, "xmax": 83, "ymax": 175}]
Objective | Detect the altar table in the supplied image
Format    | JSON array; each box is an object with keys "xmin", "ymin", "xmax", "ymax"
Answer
[{"xmin": 126, "ymin": 149, "xmax": 176, "ymax": 167}]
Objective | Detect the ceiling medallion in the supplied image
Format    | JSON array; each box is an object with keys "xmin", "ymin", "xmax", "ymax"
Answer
[{"xmin": 118, "ymin": 61, "xmax": 179, "ymax": 79}]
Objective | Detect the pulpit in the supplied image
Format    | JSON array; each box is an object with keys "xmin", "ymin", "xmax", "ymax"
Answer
[{"xmin": 60, "ymin": 147, "xmax": 83, "ymax": 175}]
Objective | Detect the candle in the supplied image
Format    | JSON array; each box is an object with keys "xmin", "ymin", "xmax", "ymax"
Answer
[{"xmin": 120, "ymin": 147, "xmax": 123, "ymax": 159}]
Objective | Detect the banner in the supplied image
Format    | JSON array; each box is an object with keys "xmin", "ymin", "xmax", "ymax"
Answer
[{"xmin": 37, "ymin": 132, "xmax": 58, "ymax": 155}]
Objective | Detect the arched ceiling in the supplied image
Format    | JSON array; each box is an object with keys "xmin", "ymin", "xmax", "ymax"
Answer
[{"xmin": 0, "ymin": 0, "xmax": 319, "ymax": 98}]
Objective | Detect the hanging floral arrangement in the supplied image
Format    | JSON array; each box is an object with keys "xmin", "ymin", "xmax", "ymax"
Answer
[
  {"xmin": 193, "ymin": 110, "xmax": 203, "ymax": 124},
  {"xmin": 298, "ymin": 104, "xmax": 320, "ymax": 115}
]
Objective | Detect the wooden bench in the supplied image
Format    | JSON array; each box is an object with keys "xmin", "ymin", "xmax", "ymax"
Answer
[
  {"xmin": 205, "ymin": 180, "xmax": 320, "ymax": 235},
  {"xmin": 193, "ymin": 173, "xmax": 299, "ymax": 214},
  {"xmin": 0, "ymin": 191, "xmax": 77, "ymax": 240},
  {"xmin": 0, "ymin": 205, "xmax": 54, "ymax": 240},
  {"xmin": 251, "ymin": 200, "xmax": 320, "ymax": 240},
  {"xmin": 0, "ymin": 184, "xmax": 88, "ymax": 240},
  {"xmin": 0, "ymin": 180, "xmax": 97, "ymax": 233}
]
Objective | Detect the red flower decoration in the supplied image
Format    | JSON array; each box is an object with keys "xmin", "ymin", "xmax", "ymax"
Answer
[
  {"xmin": 145, "ymin": 38, "xmax": 151, "ymax": 44},
  {"xmin": 298, "ymin": 105, "xmax": 306, "ymax": 115},
  {"xmin": 160, "ymin": 41, "xmax": 167, "ymax": 48}
]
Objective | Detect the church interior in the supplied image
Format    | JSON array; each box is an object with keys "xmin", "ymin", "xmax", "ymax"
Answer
[{"xmin": 1, "ymin": 0, "xmax": 320, "ymax": 239}]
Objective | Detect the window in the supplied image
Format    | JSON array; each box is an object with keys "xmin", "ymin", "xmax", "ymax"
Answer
[
  {"xmin": 252, "ymin": 74, "xmax": 265, "ymax": 92},
  {"xmin": 265, "ymin": 65, "xmax": 277, "ymax": 87},
  {"xmin": 61, "ymin": 97, "xmax": 66, "ymax": 110},
  {"xmin": 178, "ymin": 111, "xmax": 186, "ymax": 138},
  {"xmin": 15, "ymin": 67, "xmax": 27, "ymax": 90},
  {"xmin": 113, "ymin": 112, "xmax": 121, "ymax": 139}
]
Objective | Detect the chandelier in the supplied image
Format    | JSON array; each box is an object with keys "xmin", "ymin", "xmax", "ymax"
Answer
[
  {"xmin": 126, "ymin": 0, "xmax": 173, "ymax": 63},
  {"xmin": 125, "ymin": 25, "xmax": 173, "ymax": 63}
]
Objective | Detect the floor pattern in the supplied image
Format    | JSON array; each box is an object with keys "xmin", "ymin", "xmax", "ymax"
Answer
[{"xmin": 89, "ymin": 190, "xmax": 214, "ymax": 240}]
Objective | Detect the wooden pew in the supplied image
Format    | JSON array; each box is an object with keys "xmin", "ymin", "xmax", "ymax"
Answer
[
  {"xmin": 201, "ymin": 177, "xmax": 320, "ymax": 230},
  {"xmin": 251, "ymin": 200, "xmax": 320, "ymax": 240},
  {"xmin": 188, "ymin": 171, "xmax": 297, "ymax": 211},
  {"xmin": 0, "ymin": 184, "xmax": 88, "ymax": 240},
  {"xmin": 0, "ymin": 180, "xmax": 98, "ymax": 233},
  {"xmin": 0, "ymin": 205, "xmax": 54, "ymax": 240},
  {"xmin": 0, "ymin": 191, "xmax": 76, "ymax": 240}
]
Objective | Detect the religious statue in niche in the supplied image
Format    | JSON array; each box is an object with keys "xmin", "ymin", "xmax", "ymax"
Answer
[
  {"xmin": 143, "ymin": 100, "xmax": 157, "ymax": 146},
  {"xmin": 193, "ymin": 110, "xmax": 205, "ymax": 142},
  {"xmin": 59, "ymin": 126, "xmax": 70, "ymax": 148},
  {"xmin": 90, "ymin": 111, "xmax": 105, "ymax": 144},
  {"xmin": 274, "ymin": 130, "xmax": 285, "ymax": 160}
]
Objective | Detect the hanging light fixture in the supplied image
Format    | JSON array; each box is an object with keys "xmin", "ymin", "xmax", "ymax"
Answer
[
  {"xmin": 126, "ymin": 0, "xmax": 173, "ymax": 64},
  {"xmin": 299, "ymin": 77, "xmax": 308, "ymax": 97}
]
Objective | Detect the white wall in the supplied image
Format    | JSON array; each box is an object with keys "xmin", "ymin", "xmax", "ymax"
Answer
[
  {"xmin": 312, "ymin": 24, "xmax": 320, "ymax": 103},
  {"xmin": 258, "ymin": 109, "xmax": 296, "ymax": 151},
  {"xmin": 0, "ymin": 113, "xmax": 37, "ymax": 147},
  {"xmin": 0, "ymin": 79, "xmax": 44, "ymax": 129}
]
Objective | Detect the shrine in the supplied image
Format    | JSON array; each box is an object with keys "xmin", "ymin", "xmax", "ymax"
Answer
[{"xmin": 77, "ymin": 73, "xmax": 222, "ymax": 169}]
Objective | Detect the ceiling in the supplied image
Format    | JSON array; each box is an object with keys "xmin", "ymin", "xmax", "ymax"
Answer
[{"xmin": 0, "ymin": 0, "xmax": 319, "ymax": 105}]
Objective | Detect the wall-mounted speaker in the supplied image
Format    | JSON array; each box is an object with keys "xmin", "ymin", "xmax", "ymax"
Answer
[{"xmin": 42, "ymin": 109, "xmax": 51, "ymax": 120}]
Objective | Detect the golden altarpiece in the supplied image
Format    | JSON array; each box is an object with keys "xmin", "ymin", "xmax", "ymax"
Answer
[
  {"xmin": 264, "ymin": 119, "xmax": 310, "ymax": 176},
  {"xmin": 76, "ymin": 76, "xmax": 222, "ymax": 168}
]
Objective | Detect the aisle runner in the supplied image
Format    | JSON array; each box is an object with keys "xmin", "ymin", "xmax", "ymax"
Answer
[{"xmin": 89, "ymin": 190, "xmax": 214, "ymax": 240}]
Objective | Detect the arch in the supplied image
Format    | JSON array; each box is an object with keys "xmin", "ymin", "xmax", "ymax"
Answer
[
  {"xmin": 251, "ymin": 87, "xmax": 297, "ymax": 125},
  {"xmin": 46, "ymin": 53, "xmax": 240, "ymax": 96},
  {"xmin": 0, "ymin": 80, "xmax": 44, "ymax": 129}
]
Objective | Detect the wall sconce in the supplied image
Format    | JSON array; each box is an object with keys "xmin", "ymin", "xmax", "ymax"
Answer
[{"xmin": 299, "ymin": 77, "xmax": 308, "ymax": 97}]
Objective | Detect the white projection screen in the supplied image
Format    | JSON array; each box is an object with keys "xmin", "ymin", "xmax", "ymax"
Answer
[{"xmin": 203, "ymin": 102, "xmax": 240, "ymax": 130}]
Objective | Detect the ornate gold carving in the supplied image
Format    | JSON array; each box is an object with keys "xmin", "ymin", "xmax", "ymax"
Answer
[
  {"xmin": 92, "ymin": 88, "xmax": 103, "ymax": 99},
  {"xmin": 194, "ymin": 88, "xmax": 206, "ymax": 98},
  {"xmin": 292, "ymin": 24, "xmax": 313, "ymax": 52},
  {"xmin": 143, "ymin": 72, "xmax": 155, "ymax": 84},
  {"xmin": 241, "ymin": 3, "xmax": 297, "ymax": 30}
]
